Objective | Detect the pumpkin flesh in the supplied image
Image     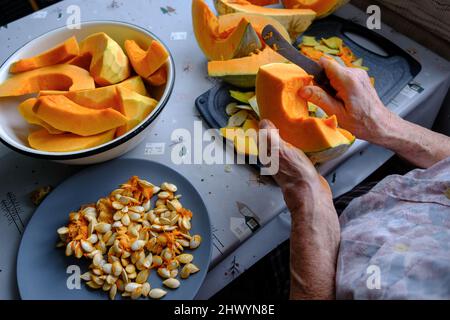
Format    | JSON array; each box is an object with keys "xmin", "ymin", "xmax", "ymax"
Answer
[
  {"xmin": 0, "ymin": 64, "xmax": 95, "ymax": 97},
  {"xmin": 18, "ymin": 98, "xmax": 63, "ymax": 134},
  {"xmin": 281, "ymin": 0, "xmax": 349, "ymax": 18},
  {"xmin": 192, "ymin": 0, "xmax": 262, "ymax": 61},
  {"xmin": 10, "ymin": 36, "xmax": 79, "ymax": 73},
  {"xmin": 256, "ymin": 63, "xmax": 354, "ymax": 154},
  {"xmin": 124, "ymin": 40, "xmax": 169, "ymax": 78}
]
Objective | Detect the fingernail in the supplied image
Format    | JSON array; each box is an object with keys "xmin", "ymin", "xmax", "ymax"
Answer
[{"xmin": 299, "ymin": 87, "xmax": 312, "ymax": 99}]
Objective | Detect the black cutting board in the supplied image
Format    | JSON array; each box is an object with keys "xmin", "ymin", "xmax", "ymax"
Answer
[{"xmin": 196, "ymin": 15, "xmax": 421, "ymax": 131}]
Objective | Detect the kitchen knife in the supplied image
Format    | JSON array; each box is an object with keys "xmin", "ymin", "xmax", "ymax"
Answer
[{"xmin": 262, "ymin": 24, "xmax": 337, "ymax": 97}]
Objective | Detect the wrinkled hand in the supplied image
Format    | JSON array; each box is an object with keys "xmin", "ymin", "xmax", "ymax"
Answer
[
  {"xmin": 299, "ymin": 57, "xmax": 397, "ymax": 144},
  {"xmin": 259, "ymin": 119, "xmax": 331, "ymax": 211}
]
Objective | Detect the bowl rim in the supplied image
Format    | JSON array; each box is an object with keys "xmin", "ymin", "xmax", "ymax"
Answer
[{"xmin": 0, "ymin": 20, "xmax": 175, "ymax": 160}]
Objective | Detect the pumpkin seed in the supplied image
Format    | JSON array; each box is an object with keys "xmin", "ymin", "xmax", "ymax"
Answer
[
  {"xmin": 149, "ymin": 288, "xmax": 167, "ymax": 299},
  {"xmin": 163, "ymin": 278, "xmax": 180, "ymax": 289}
]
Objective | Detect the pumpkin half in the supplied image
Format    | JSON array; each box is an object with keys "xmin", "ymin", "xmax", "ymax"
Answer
[
  {"xmin": 256, "ymin": 63, "xmax": 354, "ymax": 161},
  {"xmin": 282, "ymin": 0, "xmax": 349, "ymax": 18},
  {"xmin": 208, "ymin": 47, "xmax": 287, "ymax": 87},
  {"xmin": 192, "ymin": 0, "xmax": 262, "ymax": 61},
  {"xmin": 214, "ymin": 0, "xmax": 316, "ymax": 38}
]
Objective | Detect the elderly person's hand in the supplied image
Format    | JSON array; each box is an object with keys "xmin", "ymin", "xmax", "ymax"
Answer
[
  {"xmin": 299, "ymin": 57, "xmax": 396, "ymax": 144},
  {"xmin": 259, "ymin": 119, "xmax": 340, "ymax": 300}
]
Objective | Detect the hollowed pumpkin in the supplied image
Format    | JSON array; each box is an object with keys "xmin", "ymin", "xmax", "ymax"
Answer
[
  {"xmin": 282, "ymin": 0, "xmax": 349, "ymax": 18},
  {"xmin": 256, "ymin": 63, "xmax": 354, "ymax": 160},
  {"xmin": 124, "ymin": 39, "xmax": 169, "ymax": 79},
  {"xmin": 39, "ymin": 76, "xmax": 148, "ymax": 110},
  {"xmin": 34, "ymin": 95, "xmax": 127, "ymax": 136},
  {"xmin": 0, "ymin": 64, "xmax": 95, "ymax": 97},
  {"xmin": 28, "ymin": 128, "xmax": 115, "ymax": 152},
  {"xmin": 80, "ymin": 32, "xmax": 130, "ymax": 86},
  {"xmin": 10, "ymin": 36, "xmax": 79, "ymax": 73},
  {"xmin": 192, "ymin": 0, "xmax": 262, "ymax": 61},
  {"xmin": 214, "ymin": 0, "xmax": 316, "ymax": 38},
  {"xmin": 207, "ymin": 47, "xmax": 287, "ymax": 87},
  {"xmin": 18, "ymin": 98, "xmax": 63, "ymax": 134}
]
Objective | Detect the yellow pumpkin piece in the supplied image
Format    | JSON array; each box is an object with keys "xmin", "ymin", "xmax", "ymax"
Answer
[
  {"xmin": 18, "ymin": 98, "xmax": 63, "ymax": 134},
  {"xmin": 214, "ymin": 0, "xmax": 316, "ymax": 39},
  {"xmin": 0, "ymin": 64, "xmax": 95, "ymax": 97},
  {"xmin": 256, "ymin": 63, "xmax": 354, "ymax": 154},
  {"xmin": 242, "ymin": 119, "xmax": 259, "ymax": 132},
  {"xmin": 146, "ymin": 65, "xmax": 167, "ymax": 86},
  {"xmin": 124, "ymin": 39, "xmax": 169, "ymax": 78},
  {"xmin": 80, "ymin": 32, "xmax": 130, "ymax": 86},
  {"xmin": 220, "ymin": 126, "xmax": 241, "ymax": 141},
  {"xmin": 281, "ymin": 0, "xmax": 349, "ymax": 18},
  {"xmin": 38, "ymin": 76, "xmax": 148, "ymax": 110},
  {"xmin": 9, "ymin": 36, "xmax": 79, "ymax": 73},
  {"xmin": 34, "ymin": 95, "xmax": 127, "ymax": 136},
  {"xmin": 28, "ymin": 128, "xmax": 115, "ymax": 152},
  {"xmin": 115, "ymin": 87, "xmax": 158, "ymax": 137},
  {"xmin": 234, "ymin": 133, "xmax": 258, "ymax": 156},
  {"xmin": 321, "ymin": 37, "xmax": 343, "ymax": 50},
  {"xmin": 300, "ymin": 46, "xmax": 324, "ymax": 60}
]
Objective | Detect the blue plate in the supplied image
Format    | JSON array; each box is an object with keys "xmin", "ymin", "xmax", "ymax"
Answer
[{"xmin": 17, "ymin": 158, "xmax": 212, "ymax": 300}]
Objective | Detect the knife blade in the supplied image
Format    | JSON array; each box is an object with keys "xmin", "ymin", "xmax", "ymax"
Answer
[{"xmin": 262, "ymin": 24, "xmax": 337, "ymax": 97}]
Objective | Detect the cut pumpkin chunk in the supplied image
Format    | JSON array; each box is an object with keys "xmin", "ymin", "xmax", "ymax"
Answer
[
  {"xmin": 125, "ymin": 39, "xmax": 169, "ymax": 78},
  {"xmin": 218, "ymin": 12, "xmax": 291, "ymax": 43},
  {"xmin": 256, "ymin": 63, "xmax": 354, "ymax": 157},
  {"xmin": 246, "ymin": 0, "xmax": 279, "ymax": 5},
  {"xmin": 281, "ymin": 0, "xmax": 349, "ymax": 18},
  {"xmin": 34, "ymin": 95, "xmax": 127, "ymax": 136},
  {"xmin": 115, "ymin": 87, "xmax": 158, "ymax": 137},
  {"xmin": 0, "ymin": 64, "xmax": 95, "ymax": 97},
  {"xmin": 147, "ymin": 65, "xmax": 168, "ymax": 86},
  {"xmin": 39, "ymin": 76, "xmax": 147, "ymax": 110},
  {"xmin": 80, "ymin": 32, "xmax": 130, "ymax": 86},
  {"xmin": 66, "ymin": 53, "xmax": 92, "ymax": 70},
  {"xmin": 10, "ymin": 36, "xmax": 79, "ymax": 73},
  {"xmin": 192, "ymin": 0, "xmax": 261, "ymax": 61},
  {"xmin": 214, "ymin": 0, "xmax": 316, "ymax": 38},
  {"xmin": 28, "ymin": 128, "xmax": 115, "ymax": 152},
  {"xmin": 220, "ymin": 127, "xmax": 258, "ymax": 156},
  {"xmin": 208, "ymin": 47, "xmax": 287, "ymax": 87},
  {"xmin": 18, "ymin": 98, "xmax": 63, "ymax": 134}
]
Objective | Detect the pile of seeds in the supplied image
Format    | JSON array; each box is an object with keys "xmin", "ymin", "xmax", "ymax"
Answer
[{"xmin": 56, "ymin": 176, "xmax": 202, "ymax": 300}]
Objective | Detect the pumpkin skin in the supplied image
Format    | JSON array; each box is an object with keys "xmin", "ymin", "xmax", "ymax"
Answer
[
  {"xmin": 192, "ymin": 0, "xmax": 262, "ymax": 61},
  {"xmin": 28, "ymin": 128, "xmax": 115, "ymax": 152},
  {"xmin": 214, "ymin": 0, "xmax": 316, "ymax": 38},
  {"xmin": 17, "ymin": 98, "xmax": 63, "ymax": 134},
  {"xmin": 282, "ymin": 0, "xmax": 349, "ymax": 18},
  {"xmin": 10, "ymin": 36, "xmax": 79, "ymax": 73},
  {"xmin": 256, "ymin": 63, "xmax": 354, "ymax": 156},
  {"xmin": 0, "ymin": 64, "xmax": 95, "ymax": 97},
  {"xmin": 207, "ymin": 47, "xmax": 287, "ymax": 87},
  {"xmin": 34, "ymin": 95, "xmax": 127, "ymax": 136},
  {"xmin": 115, "ymin": 87, "xmax": 158, "ymax": 137},
  {"xmin": 124, "ymin": 40, "xmax": 169, "ymax": 78},
  {"xmin": 79, "ymin": 32, "xmax": 130, "ymax": 86},
  {"xmin": 38, "ymin": 76, "xmax": 147, "ymax": 110}
]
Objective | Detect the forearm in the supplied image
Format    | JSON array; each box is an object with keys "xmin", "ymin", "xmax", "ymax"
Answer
[
  {"xmin": 373, "ymin": 112, "xmax": 450, "ymax": 168},
  {"xmin": 282, "ymin": 181, "xmax": 340, "ymax": 300}
]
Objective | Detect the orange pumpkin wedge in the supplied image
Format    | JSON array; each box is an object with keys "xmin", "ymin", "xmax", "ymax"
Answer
[
  {"xmin": 80, "ymin": 32, "xmax": 130, "ymax": 86},
  {"xmin": 256, "ymin": 63, "xmax": 354, "ymax": 157},
  {"xmin": 18, "ymin": 98, "xmax": 63, "ymax": 134},
  {"xmin": 146, "ymin": 65, "xmax": 168, "ymax": 86},
  {"xmin": 28, "ymin": 128, "xmax": 116, "ymax": 152},
  {"xmin": 0, "ymin": 64, "xmax": 95, "ymax": 97},
  {"xmin": 124, "ymin": 39, "xmax": 169, "ymax": 78},
  {"xmin": 34, "ymin": 95, "xmax": 127, "ymax": 136},
  {"xmin": 246, "ymin": 0, "xmax": 279, "ymax": 5},
  {"xmin": 9, "ymin": 36, "xmax": 79, "ymax": 73},
  {"xmin": 38, "ymin": 76, "xmax": 148, "ymax": 110}
]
